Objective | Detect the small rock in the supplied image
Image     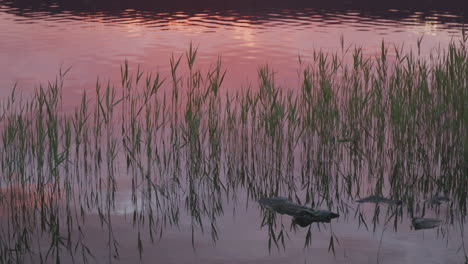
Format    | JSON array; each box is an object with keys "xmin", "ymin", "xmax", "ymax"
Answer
[
  {"xmin": 425, "ymin": 196, "xmax": 450, "ymax": 205},
  {"xmin": 259, "ymin": 197, "xmax": 339, "ymax": 227},
  {"xmin": 412, "ymin": 217, "xmax": 442, "ymax": 230},
  {"xmin": 356, "ymin": 195, "xmax": 402, "ymax": 205}
]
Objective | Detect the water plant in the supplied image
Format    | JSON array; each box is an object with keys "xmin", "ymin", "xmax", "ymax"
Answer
[{"xmin": 0, "ymin": 36, "xmax": 467, "ymax": 263}]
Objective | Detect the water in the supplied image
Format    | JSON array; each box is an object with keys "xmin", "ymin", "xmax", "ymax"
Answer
[
  {"xmin": 0, "ymin": 0, "xmax": 467, "ymax": 263},
  {"xmin": 0, "ymin": 0, "xmax": 466, "ymax": 99}
]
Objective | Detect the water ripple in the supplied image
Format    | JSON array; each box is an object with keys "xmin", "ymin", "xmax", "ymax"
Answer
[{"xmin": 0, "ymin": 0, "xmax": 466, "ymax": 94}]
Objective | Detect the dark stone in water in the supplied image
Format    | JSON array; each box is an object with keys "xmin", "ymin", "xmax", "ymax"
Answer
[
  {"xmin": 412, "ymin": 217, "xmax": 442, "ymax": 230},
  {"xmin": 355, "ymin": 195, "xmax": 402, "ymax": 205},
  {"xmin": 425, "ymin": 196, "xmax": 450, "ymax": 205},
  {"xmin": 258, "ymin": 197, "xmax": 339, "ymax": 227},
  {"xmin": 292, "ymin": 210, "xmax": 340, "ymax": 227}
]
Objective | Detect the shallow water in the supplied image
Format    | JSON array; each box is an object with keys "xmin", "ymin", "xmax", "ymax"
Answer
[{"xmin": 1, "ymin": 0, "xmax": 468, "ymax": 263}]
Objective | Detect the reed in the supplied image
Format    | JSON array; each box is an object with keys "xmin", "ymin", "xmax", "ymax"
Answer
[{"xmin": 0, "ymin": 36, "xmax": 467, "ymax": 263}]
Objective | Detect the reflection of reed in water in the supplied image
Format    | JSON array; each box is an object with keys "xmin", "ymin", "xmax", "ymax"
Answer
[
  {"xmin": 0, "ymin": 37, "xmax": 467, "ymax": 262},
  {"xmin": 0, "ymin": 183, "xmax": 58, "ymax": 213}
]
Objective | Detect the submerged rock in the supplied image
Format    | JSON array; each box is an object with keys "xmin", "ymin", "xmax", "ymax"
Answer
[
  {"xmin": 412, "ymin": 217, "xmax": 442, "ymax": 230},
  {"xmin": 425, "ymin": 196, "xmax": 450, "ymax": 205},
  {"xmin": 258, "ymin": 197, "xmax": 339, "ymax": 227},
  {"xmin": 356, "ymin": 195, "xmax": 402, "ymax": 205},
  {"xmin": 292, "ymin": 210, "xmax": 340, "ymax": 227},
  {"xmin": 259, "ymin": 197, "xmax": 308, "ymax": 215}
]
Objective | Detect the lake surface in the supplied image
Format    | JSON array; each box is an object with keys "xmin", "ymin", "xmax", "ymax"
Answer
[
  {"xmin": 0, "ymin": 0, "xmax": 467, "ymax": 99},
  {"xmin": 0, "ymin": 0, "xmax": 468, "ymax": 263}
]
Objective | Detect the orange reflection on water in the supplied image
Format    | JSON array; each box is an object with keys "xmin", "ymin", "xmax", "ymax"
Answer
[{"xmin": 0, "ymin": 183, "xmax": 58, "ymax": 214}]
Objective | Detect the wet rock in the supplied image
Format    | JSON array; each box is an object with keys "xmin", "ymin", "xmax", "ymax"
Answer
[
  {"xmin": 258, "ymin": 197, "xmax": 339, "ymax": 227},
  {"xmin": 292, "ymin": 215, "xmax": 315, "ymax": 227},
  {"xmin": 412, "ymin": 217, "xmax": 442, "ymax": 230},
  {"xmin": 259, "ymin": 197, "xmax": 308, "ymax": 215},
  {"xmin": 292, "ymin": 210, "xmax": 340, "ymax": 227},
  {"xmin": 356, "ymin": 195, "xmax": 402, "ymax": 205}
]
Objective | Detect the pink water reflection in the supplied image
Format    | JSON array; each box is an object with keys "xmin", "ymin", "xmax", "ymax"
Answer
[{"xmin": 0, "ymin": 8, "xmax": 463, "ymax": 106}]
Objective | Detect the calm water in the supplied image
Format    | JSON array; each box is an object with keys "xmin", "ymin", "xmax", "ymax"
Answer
[
  {"xmin": 0, "ymin": 0, "xmax": 467, "ymax": 99},
  {"xmin": 1, "ymin": 0, "xmax": 468, "ymax": 263}
]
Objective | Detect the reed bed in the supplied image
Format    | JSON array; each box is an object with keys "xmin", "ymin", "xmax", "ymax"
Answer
[{"xmin": 0, "ymin": 38, "xmax": 467, "ymax": 263}]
